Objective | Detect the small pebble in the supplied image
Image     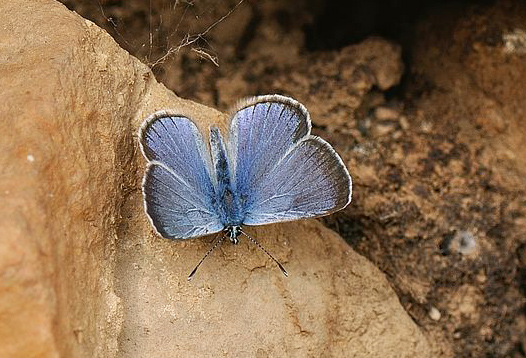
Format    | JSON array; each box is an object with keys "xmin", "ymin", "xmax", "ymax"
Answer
[
  {"xmin": 421, "ymin": 121, "xmax": 433, "ymax": 133},
  {"xmin": 399, "ymin": 115, "xmax": 409, "ymax": 130},
  {"xmin": 475, "ymin": 270, "xmax": 487, "ymax": 284},
  {"xmin": 374, "ymin": 106, "xmax": 399, "ymax": 120},
  {"xmin": 429, "ymin": 306, "xmax": 441, "ymax": 321},
  {"xmin": 479, "ymin": 325, "xmax": 492, "ymax": 339},
  {"xmin": 450, "ymin": 231, "xmax": 478, "ymax": 256},
  {"xmin": 503, "ymin": 28, "xmax": 526, "ymax": 54},
  {"xmin": 373, "ymin": 122, "xmax": 396, "ymax": 137},
  {"xmin": 27, "ymin": 154, "xmax": 35, "ymax": 162}
]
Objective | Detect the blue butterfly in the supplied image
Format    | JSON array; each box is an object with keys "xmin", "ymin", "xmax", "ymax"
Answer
[{"xmin": 139, "ymin": 95, "xmax": 352, "ymax": 279}]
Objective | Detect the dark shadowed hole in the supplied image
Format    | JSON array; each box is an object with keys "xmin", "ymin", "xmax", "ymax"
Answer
[{"xmin": 303, "ymin": 0, "xmax": 496, "ymax": 99}]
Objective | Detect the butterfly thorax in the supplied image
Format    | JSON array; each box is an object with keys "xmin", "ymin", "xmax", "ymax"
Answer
[
  {"xmin": 219, "ymin": 186, "xmax": 244, "ymax": 225},
  {"xmin": 225, "ymin": 225, "xmax": 242, "ymax": 244}
]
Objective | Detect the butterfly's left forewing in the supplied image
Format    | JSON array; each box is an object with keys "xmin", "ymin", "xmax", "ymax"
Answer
[
  {"xmin": 140, "ymin": 112, "xmax": 223, "ymax": 239},
  {"xmin": 228, "ymin": 95, "xmax": 352, "ymax": 226}
]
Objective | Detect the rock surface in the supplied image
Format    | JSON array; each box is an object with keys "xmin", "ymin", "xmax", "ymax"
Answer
[
  {"xmin": 0, "ymin": 1, "xmax": 431, "ymax": 357},
  {"xmin": 60, "ymin": 0, "xmax": 526, "ymax": 356}
]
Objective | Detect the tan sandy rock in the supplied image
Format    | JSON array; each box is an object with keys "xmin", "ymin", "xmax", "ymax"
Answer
[{"xmin": 0, "ymin": 1, "xmax": 430, "ymax": 357}]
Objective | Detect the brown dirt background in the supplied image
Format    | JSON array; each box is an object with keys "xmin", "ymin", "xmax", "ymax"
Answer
[{"xmin": 59, "ymin": 0, "xmax": 526, "ymax": 357}]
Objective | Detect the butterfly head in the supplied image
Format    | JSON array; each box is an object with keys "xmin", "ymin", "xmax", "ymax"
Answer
[{"xmin": 225, "ymin": 225, "xmax": 242, "ymax": 245}]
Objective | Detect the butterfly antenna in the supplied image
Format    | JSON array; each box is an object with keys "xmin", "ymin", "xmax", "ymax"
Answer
[
  {"xmin": 187, "ymin": 233, "xmax": 226, "ymax": 281},
  {"xmin": 240, "ymin": 229, "xmax": 288, "ymax": 277}
]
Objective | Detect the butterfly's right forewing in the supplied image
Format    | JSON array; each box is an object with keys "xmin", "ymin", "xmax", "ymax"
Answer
[
  {"xmin": 228, "ymin": 95, "xmax": 352, "ymax": 226},
  {"xmin": 228, "ymin": 96, "xmax": 310, "ymax": 200},
  {"xmin": 140, "ymin": 113, "xmax": 223, "ymax": 239}
]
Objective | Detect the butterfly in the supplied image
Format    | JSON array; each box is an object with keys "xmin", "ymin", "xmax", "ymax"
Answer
[{"xmin": 139, "ymin": 95, "xmax": 352, "ymax": 279}]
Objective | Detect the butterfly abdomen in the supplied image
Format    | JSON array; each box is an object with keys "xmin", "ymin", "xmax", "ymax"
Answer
[{"xmin": 210, "ymin": 127, "xmax": 245, "ymax": 226}]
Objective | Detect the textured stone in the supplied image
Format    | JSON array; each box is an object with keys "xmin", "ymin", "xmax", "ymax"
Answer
[{"xmin": 0, "ymin": 1, "xmax": 430, "ymax": 357}]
